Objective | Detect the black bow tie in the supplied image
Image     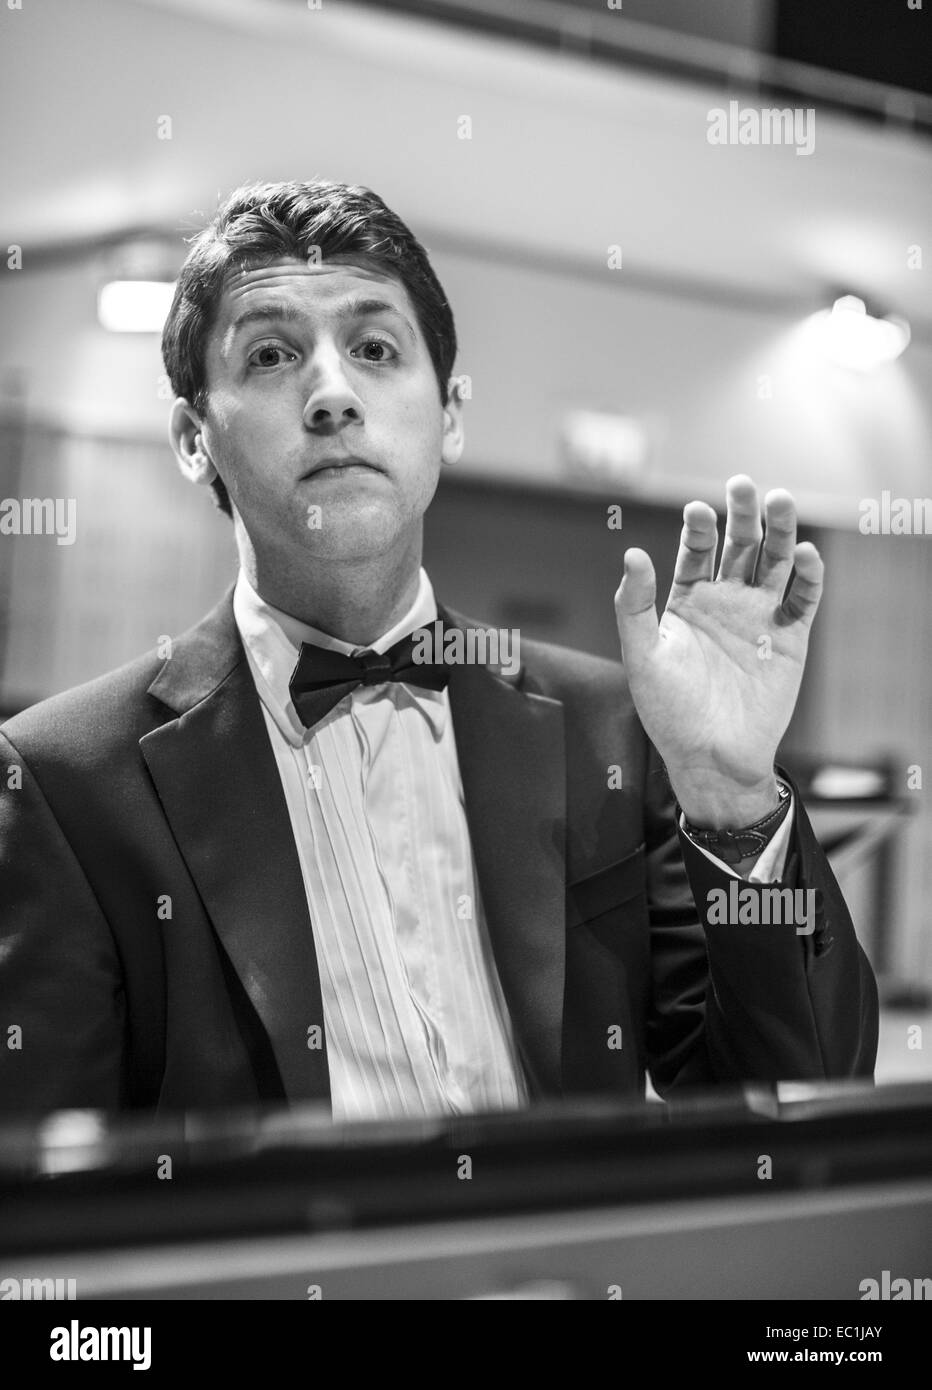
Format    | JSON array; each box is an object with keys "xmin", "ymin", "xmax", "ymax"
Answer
[{"xmin": 288, "ymin": 628, "xmax": 450, "ymax": 730}]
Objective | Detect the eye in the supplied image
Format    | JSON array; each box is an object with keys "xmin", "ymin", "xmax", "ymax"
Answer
[
  {"xmin": 351, "ymin": 336, "xmax": 398, "ymax": 364},
  {"xmin": 246, "ymin": 342, "xmax": 297, "ymax": 370}
]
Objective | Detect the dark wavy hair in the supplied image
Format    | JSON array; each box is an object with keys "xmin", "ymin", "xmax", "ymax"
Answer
[{"xmin": 161, "ymin": 179, "xmax": 458, "ymax": 516}]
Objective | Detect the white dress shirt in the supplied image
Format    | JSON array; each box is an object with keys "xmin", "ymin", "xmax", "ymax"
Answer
[{"xmin": 233, "ymin": 567, "xmax": 529, "ymax": 1122}]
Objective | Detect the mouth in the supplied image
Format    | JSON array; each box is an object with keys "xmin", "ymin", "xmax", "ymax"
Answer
[{"xmin": 303, "ymin": 455, "xmax": 382, "ymax": 479}]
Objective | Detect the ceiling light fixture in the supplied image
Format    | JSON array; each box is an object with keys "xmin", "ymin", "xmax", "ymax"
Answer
[
  {"xmin": 811, "ymin": 294, "xmax": 910, "ymax": 372},
  {"xmin": 97, "ymin": 279, "xmax": 175, "ymax": 333}
]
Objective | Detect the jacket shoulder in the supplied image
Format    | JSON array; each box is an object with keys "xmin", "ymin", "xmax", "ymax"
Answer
[
  {"xmin": 0, "ymin": 647, "xmax": 167, "ymax": 765},
  {"xmin": 0, "ymin": 587, "xmax": 237, "ymax": 767}
]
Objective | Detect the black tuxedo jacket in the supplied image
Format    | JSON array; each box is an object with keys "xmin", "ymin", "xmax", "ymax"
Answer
[{"xmin": 0, "ymin": 588, "xmax": 878, "ymax": 1114}]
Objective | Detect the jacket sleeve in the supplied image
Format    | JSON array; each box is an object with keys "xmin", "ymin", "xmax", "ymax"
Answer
[
  {"xmin": 0, "ymin": 730, "xmax": 127, "ymax": 1113},
  {"xmin": 643, "ymin": 742, "xmax": 879, "ymax": 1095}
]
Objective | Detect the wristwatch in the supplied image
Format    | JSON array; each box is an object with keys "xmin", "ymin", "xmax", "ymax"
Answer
[{"xmin": 681, "ymin": 779, "xmax": 792, "ymax": 865}]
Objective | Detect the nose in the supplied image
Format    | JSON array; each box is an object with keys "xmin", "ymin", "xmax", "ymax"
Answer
[{"xmin": 302, "ymin": 348, "xmax": 365, "ymax": 435}]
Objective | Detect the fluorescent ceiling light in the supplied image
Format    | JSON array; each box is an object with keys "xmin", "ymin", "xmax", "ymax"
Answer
[
  {"xmin": 811, "ymin": 295, "xmax": 910, "ymax": 372},
  {"xmin": 97, "ymin": 280, "xmax": 175, "ymax": 333}
]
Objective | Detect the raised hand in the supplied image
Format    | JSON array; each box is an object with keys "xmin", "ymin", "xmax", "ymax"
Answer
[{"xmin": 614, "ymin": 475, "xmax": 823, "ymax": 828}]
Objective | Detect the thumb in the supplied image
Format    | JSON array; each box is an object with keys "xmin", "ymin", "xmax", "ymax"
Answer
[{"xmin": 614, "ymin": 548, "xmax": 660, "ymax": 670}]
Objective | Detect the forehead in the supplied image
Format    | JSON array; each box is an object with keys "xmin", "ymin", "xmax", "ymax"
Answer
[{"xmin": 214, "ymin": 258, "xmax": 413, "ymax": 327}]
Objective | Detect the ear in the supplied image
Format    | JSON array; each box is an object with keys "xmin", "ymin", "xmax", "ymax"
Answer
[
  {"xmin": 168, "ymin": 397, "xmax": 218, "ymax": 488},
  {"xmin": 440, "ymin": 374, "xmax": 466, "ymax": 467}
]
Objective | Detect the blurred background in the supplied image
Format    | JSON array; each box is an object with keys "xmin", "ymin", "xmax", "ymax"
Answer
[{"xmin": 1, "ymin": 0, "xmax": 931, "ymax": 1079}]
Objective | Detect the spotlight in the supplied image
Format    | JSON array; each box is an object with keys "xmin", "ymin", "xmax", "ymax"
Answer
[
  {"xmin": 97, "ymin": 279, "xmax": 175, "ymax": 333},
  {"xmin": 812, "ymin": 295, "xmax": 910, "ymax": 372}
]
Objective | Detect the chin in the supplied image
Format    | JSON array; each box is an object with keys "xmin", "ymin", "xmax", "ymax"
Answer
[{"xmin": 294, "ymin": 500, "xmax": 405, "ymax": 558}]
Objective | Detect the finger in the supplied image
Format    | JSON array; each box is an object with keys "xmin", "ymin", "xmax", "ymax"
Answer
[
  {"xmin": 779, "ymin": 541, "xmax": 824, "ymax": 626},
  {"xmin": 614, "ymin": 548, "xmax": 660, "ymax": 670},
  {"xmin": 754, "ymin": 489, "xmax": 798, "ymax": 592},
  {"xmin": 671, "ymin": 501, "xmax": 718, "ymax": 589},
  {"xmin": 716, "ymin": 474, "xmax": 763, "ymax": 583}
]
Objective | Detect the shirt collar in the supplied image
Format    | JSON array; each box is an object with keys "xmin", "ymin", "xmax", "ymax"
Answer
[{"xmin": 232, "ymin": 566, "xmax": 443, "ymax": 745}]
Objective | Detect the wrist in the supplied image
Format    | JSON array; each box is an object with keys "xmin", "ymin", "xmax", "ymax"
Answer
[
  {"xmin": 678, "ymin": 775, "xmax": 792, "ymax": 868},
  {"xmin": 671, "ymin": 771, "xmax": 782, "ymax": 831}
]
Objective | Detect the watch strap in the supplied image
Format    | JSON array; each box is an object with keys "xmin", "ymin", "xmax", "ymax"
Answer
[{"xmin": 680, "ymin": 779, "xmax": 791, "ymax": 866}]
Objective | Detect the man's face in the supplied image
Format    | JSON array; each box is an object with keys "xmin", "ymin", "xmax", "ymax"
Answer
[{"xmin": 195, "ymin": 257, "xmax": 462, "ymax": 565}]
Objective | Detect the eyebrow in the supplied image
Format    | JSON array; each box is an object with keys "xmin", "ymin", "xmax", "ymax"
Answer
[{"xmin": 227, "ymin": 297, "xmax": 418, "ymax": 346}]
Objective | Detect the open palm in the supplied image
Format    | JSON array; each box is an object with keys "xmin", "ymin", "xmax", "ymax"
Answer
[{"xmin": 615, "ymin": 476, "xmax": 823, "ymax": 812}]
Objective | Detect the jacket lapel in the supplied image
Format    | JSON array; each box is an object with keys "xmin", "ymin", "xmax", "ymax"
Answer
[
  {"xmin": 139, "ymin": 587, "xmax": 330, "ymax": 1106},
  {"xmin": 438, "ymin": 603, "xmax": 567, "ymax": 1099}
]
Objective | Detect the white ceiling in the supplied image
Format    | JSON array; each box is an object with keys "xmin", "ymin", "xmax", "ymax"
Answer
[{"xmin": 1, "ymin": 0, "xmax": 930, "ymax": 333}]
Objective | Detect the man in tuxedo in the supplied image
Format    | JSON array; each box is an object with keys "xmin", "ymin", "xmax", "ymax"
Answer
[{"xmin": 0, "ymin": 180, "xmax": 877, "ymax": 1118}]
